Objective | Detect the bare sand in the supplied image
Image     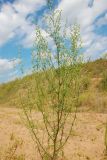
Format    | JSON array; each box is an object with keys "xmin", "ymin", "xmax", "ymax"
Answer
[{"xmin": 0, "ymin": 107, "xmax": 107, "ymax": 160}]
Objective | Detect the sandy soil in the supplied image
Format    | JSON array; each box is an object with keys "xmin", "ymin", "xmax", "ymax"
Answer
[{"xmin": 0, "ymin": 107, "xmax": 107, "ymax": 160}]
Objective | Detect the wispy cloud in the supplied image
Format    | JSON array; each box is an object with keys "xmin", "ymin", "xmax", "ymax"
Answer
[
  {"xmin": 0, "ymin": 58, "xmax": 19, "ymax": 74},
  {"xmin": 57, "ymin": 0, "xmax": 107, "ymax": 59},
  {"xmin": 0, "ymin": 0, "xmax": 46, "ymax": 46}
]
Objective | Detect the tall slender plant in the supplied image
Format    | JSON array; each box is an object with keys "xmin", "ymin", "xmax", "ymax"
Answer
[{"xmin": 20, "ymin": 7, "xmax": 83, "ymax": 160}]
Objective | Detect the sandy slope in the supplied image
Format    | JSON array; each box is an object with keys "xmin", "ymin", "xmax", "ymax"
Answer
[{"xmin": 0, "ymin": 107, "xmax": 107, "ymax": 160}]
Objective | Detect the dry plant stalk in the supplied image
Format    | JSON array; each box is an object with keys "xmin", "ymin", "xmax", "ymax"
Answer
[{"xmin": 1, "ymin": 134, "xmax": 24, "ymax": 160}]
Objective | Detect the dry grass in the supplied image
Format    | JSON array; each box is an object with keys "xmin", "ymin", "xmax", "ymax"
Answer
[
  {"xmin": 0, "ymin": 59, "xmax": 107, "ymax": 112},
  {"xmin": 78, "ymin": 78, "xmax": 107, "ymax": 113},
  {"xmin": 1, "ymin": 74, "xmax": 107, "ymax": 114}
]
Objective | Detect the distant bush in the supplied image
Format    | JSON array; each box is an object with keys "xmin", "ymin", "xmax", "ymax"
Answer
[
  {"xmin": 100, "ymin": 72, "xmax": 107, "ymax": 91},
  {"xmin": 81, "ymin": 75, "xmax": 90, "ymax": 92}
]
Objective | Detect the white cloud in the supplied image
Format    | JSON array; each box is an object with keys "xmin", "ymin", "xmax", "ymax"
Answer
[
  {"xmin": 0, "ymin": 58, "xmax": 20, "ymax": 74},
  {"xmin": 13, "ymin": 0, "xmax": 45, "ymax": 16},
  {"xmin": 83, "ymin": 36, "xmax": 107, "ymax": 60},
  {"xmin": 57, "ymin": 0, "xmax": 107, "ymax": 59},
  {"xmin": 0, "ymin": 0, "xmax": 46, "ymax": 46},
  {"xmin": 58, "ymin": 0, "xmax": 107, "ymax": 32},
  {"xmin": 0, "ymin": 58, "xmax": 20, "ymax": 83},
  {"xmin": 0, "ymin": 0, "xmax": 106, "ymax": 58}
]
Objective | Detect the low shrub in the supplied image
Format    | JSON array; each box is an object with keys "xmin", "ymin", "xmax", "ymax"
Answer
[{"xmin": 99, "ymin": 72, "xmax": 107, "ymax": 91}]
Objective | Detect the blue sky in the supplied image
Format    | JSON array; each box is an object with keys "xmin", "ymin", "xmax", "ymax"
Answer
[{"xmin": 0, "ymin": 0, "xmax": 107, "ymax": 83}]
